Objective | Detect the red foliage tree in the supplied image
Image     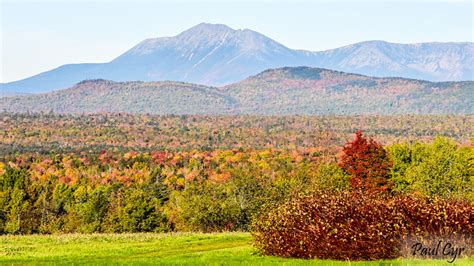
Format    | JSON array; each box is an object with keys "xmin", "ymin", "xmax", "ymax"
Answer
[{"xmin": 338, "ymin": 130, "xmax": 392, "ymax": 191}]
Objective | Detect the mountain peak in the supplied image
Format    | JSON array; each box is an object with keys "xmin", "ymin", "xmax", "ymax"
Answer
[
  {"xmin": 114, "ymin": 22, "xmax": 292, "ymax": 73},
  {"xmin": 175, "ymin": 23, "xmax": 237, "ymax": 44},
  {"xmin": 180, "ymin": 23, "xmax": 235, "ymax": 36},
  {"xmin": 121, "ymin": 23, "xmax": 240, "ymax": 57}
]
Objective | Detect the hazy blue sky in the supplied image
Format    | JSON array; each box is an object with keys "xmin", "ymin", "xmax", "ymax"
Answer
[{"xmin": 1, "ymin": 0, "xmax": 473, "ymax": 82}]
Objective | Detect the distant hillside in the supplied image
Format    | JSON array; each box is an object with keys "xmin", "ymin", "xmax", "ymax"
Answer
[
  {"xmin": 0, "ymin": 80, "xmax": 236, "ymax": 114},
  {"xmin": 1, "ymin": 23, "xmax": 472, "ymax": 94},
  {"xmin": 222, "ymin": 67, "xmax": 474, "ymax": 114},
  {"xmin": 1, "ymin": 67, "xmax": 472, "ymax": 115}
]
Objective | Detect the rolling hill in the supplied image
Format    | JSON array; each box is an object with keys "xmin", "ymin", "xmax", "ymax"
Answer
[
  {"xmin": 0, "ymin": 80, "xmax": 235, "ymax": 114},
  {"xmin": 1, "ymin": 23, "xmax": 472, "ymax": 95},
  {"xmin": 1, "ymin": 67, "xmax": 472, "ymax": 115}
]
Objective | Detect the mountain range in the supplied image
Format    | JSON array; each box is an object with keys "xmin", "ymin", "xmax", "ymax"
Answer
[
  {"xmin": 1, "ymin": 67, "xmax": 472, "ymax": 115},
  {"xmin": 1, "ymin": 23, "xmax": 473, "ymax": 95}
]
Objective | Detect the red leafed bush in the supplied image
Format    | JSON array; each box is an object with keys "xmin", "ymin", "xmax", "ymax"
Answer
[
  {"xmin": 252, "ymin": 192, "xmax": 404, "ymax": 260},
  {"xmin": 338, "ymin": 130, "xmax": 393, "ymax": 191},
  {"xmin": 252, "ymin": 191, "xmax": 473, "ymax": 260},
  {"xmin": 393, "ymin": 195, "xmax": 474, "ymax": 237}
]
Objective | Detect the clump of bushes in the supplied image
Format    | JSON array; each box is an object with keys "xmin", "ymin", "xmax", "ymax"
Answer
[{"xmin": 252, "ymin": 191, "xmax": 473, "ymax": 260}]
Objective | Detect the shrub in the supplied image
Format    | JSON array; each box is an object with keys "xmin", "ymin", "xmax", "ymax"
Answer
[
  {"xmin": 252, "ymin": 191, "xmax": 403, "ymax": 260},
  {"xmin": 394, "ymin": 195, "xmax": 473, "ymax": 237},
  {"xmin": 252, "ymin": 191, "xmax": 473, "ymax": 260}
]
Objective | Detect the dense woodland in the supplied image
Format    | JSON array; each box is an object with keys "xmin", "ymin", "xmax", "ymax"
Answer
[
  {"xmin": 1, "ymin": 134, "xmax": 472, "ymax": 234},
  {"xmin": 1, "ymin": 113, "xmax": 472, "ymax": 156},
  {"xmin": 0, "ymin": 113, "xmax": 472, "ymax": 236}
]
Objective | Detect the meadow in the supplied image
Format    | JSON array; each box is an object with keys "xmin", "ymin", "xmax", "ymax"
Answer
[{"xmin": 1, "ymin": 233, "xmax": 472, "ymax": 265}]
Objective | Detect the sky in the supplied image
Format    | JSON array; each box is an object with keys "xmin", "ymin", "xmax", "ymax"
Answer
[{"xmin": 1, "ymin": 0, "xmax": 473, "ymax": 83}]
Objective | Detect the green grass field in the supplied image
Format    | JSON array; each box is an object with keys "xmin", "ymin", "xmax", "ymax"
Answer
[{"xmin": 0, "ymin": 232, "xmax": 471, "ymax": 265}]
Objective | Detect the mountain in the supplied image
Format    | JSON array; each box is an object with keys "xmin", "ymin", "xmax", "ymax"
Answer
[
  {"xmin": 1, "ymin": 67, "xmax": 472, "ymax": 115},
  {"xmin": 312, "ymin": 41, "xmax": 473, "ymax": 82},
  {"xmin": 1, "ymin": 23, "xmax": 472, "ymax": 95}
]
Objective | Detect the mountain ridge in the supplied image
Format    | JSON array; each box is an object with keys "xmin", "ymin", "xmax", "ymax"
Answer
[{"xmin": 1, "ymin": 23, "xmax": 473, "ymax": 95}]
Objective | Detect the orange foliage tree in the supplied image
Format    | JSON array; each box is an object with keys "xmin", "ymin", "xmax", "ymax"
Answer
[{"xmin": 338, "ymin": 130, "xmax": 392, "ymax": 192}]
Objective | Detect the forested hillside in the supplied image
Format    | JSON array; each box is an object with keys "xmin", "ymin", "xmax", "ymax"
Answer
[
  {"xmin": 1, "ymin": 67, "xmax": 473, "ymax": 114},
  {"xmin": 223, "ymin": 67, "xmax": 474, "ymax": 114}
]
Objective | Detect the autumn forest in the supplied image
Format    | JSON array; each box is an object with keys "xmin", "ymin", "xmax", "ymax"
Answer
[{"xmin": 0, "ymin": 111, "xmax": 472, "ymax": 262}]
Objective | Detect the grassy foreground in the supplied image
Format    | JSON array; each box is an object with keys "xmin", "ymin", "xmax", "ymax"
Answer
[{"xmin": 0, "ymin": 232, "xmax": 471, "ymax": 265}]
